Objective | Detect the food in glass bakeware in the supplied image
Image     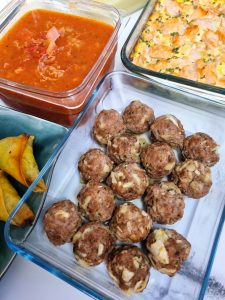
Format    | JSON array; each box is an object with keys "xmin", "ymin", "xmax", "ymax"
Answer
[
  {"xmin": 107, "ymin": 133, "xmax": 141, "ymax": 164},
  {"xmin": 146, "ymin": 228, "xmax": 191, "ymax": 276},
  {"xmin": 93, "ymin": 109, "xmax": 126, "ymax": 145},
  {"xmin": 122, "ymin": 100, "xmax": 155, "ymax": 134},
  {"xmin": 151, "ymin": 114, "xmax": 185, "ymax": 148},
  {"xmin": 78, "ymin": 148, "xmax": 113, "ymax": 183},
  {"xmin": 110, "ymin": 203, "xmax": 152, "ymax": 243},
  {"xmin": 43, "ymin": 200, "xmax": 81, "ymax": 246},
  {"xmin": 107, "ymin": 246, "xmax": 150, "ymax": 295},
  {"xmin": 77, "ymin": 181, "xmax": 115, "ymax": 222},
  {"xmin": 140, "ymin": 142, "xmax": 176, "ymax": 179},
  {"xmin": 106, "ymin": 162, "xmax": 149, "ymax": 200},
  {"xmin": 41, "ymin": 96, "xmax": 221, "ymax": 295},
  {"xmin": 130, "ymin": 0, "xmax": 225, "ymax": 88},
  {"xmin": 73, "ymin": 222, "xmax": 115, "ymax": 267},
  {"xmin": 182, "ymin": 132, "xmax": 220, "ymax": 166},
  {"xmin": 144, "ymin": 181, "xmax": 185, "ymax": 224},
  {"xmin": 172, "ymin": 159, "xmax": 212, "ymax": 199}
]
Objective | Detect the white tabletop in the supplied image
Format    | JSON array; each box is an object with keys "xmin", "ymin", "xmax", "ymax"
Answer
[{"xmin": 0, "ymin": 1, "xmax": 225, "ymax": 300}]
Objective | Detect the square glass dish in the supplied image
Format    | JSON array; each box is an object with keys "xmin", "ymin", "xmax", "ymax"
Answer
[
  {"xmin": 0, "ymin": 0, "xmax": 121, "ymax": 126},
  {"xmin": 121, "ymin": 0, "xmax": 225, "ymax": 104},
  {"xmin": 5, "ymin": 71, "xmax": 225, "ymax": 299},
  {"xmin": 0, "ymin": 105, "xmax": 68, "ymax": 279}
]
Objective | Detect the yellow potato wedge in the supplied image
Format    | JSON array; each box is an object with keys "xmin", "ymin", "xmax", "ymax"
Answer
[
  {"xmin": 0, "ymin": 134, "xmax": 46, "ymax": 192},
  {"xmin": 0, "ymin": 171, "xmax": 34, "ymax": 226},
  {"xmin": 21, "ymin": 136, "xmax": 46, "ymax": 192}
]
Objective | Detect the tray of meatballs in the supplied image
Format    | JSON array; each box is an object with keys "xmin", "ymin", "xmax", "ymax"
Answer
[{"xmin": 10, "ymin": 71, "xmax": 225, "ymax": 299}]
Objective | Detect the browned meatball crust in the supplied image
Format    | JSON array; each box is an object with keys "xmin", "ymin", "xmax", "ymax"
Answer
[
  {"xmin": 107, "ymin": 133, "xmax": 141, "ymax": 164},
  {"xmin": 78, "ymin": 148, "xmax": 113, "ymax": 183},
  {"xmin": 146, "ymin": 229, "xmax": 191, "ymax": 276},
  {"xmin": 107, "ymin": 246, "xmax": 150, "ymax": 295},
  {"xmin": 144, "ymin": 182, "xmax": 185, "ymax": 224},
  {"xmin": 73, "ymin": 222, "xmax": 115, "ymax": 267},
  {"xmin": 151, "ymin": 114, "xmax": 185, "ymax": 148},
  {"xmin": 107, "ymin": 163, "xmax": 149, "ymax": 200},
  {"xmin": 140, "ymin": 143, "xmax": 176, "ymax": 179},
  {"xmin": 123, "ymin": 100, "xmax": 155, "ymax": 134},
  {"xmin": 77, "ymin": 181, "xmax": 115, "ymax": 222},
  {"xmin": 182, "ymin": 132, "xmax": 219, "ymax": 167},
  {"xmin": 43, "ymin": 200, "xmax": 82, "ymax": 246},
  {"xmin": 110, "ymin": 203, "xmax": 152, "ymax": 243},
  {"xmin": 172, "ymin": 159, "xmax": 212, "ymax": 199},
  {"xmin": 93, "ymin": 109, "xmax": 126, "ymax": 145}
]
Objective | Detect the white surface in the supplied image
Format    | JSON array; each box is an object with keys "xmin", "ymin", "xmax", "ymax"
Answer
[{"xmin": 0, "ymin": 1, "xmax": 225, "ymax": 300}]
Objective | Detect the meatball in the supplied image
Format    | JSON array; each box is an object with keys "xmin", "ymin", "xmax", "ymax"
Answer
[
  {"xmin": 107, "ymin": 246, "xmax": 150, "ymax": 295},
  {"xmin": 43, "ymin": 200, "xmax": 81, "ymax": 246},
  {"xmin": 107, "ymin": 163, "xmax": 149, "ymax": 200},
  {"xmin": 93, "ymin": 109, "xmax": 126, "ymax": 145},
  {"xmin": 144, "ymin": 181, "xmax": 184, "ymax": 224},
  {"xmin": 182, "ymin": 132, "xmax": 219, "ymax": 167},
  {"xmin": 107, "ymin": 133, "xmax": 141, "ymax": 164},
  {"xmin": 172, "ymin": 159, "xmax": 212, "ymax": 199},
  {"xmin": 78, "ymin": 148, "xmax": 113, "ymax": 182},
  {"xmin": 146, "ymin": 228, "xmax": 191, "ymax": 276},
  {"xmin": 151, "ymin": 114, "xmax": 185, "ymax": 148},
  {"xmin": 73, "ymin": 222, "xmax": 115, "ymax": 267},
  {"xmin": 123, "ymin": 100, "xmax": 155, "ymax": 134},
  {"xmin": 77, "ymin": 181, "xmax": 115, "ymax": 222},
  {"xmin": 140, "ymin": 143, "xmax": 176, "ymax": 179},
  {"xmin": 110, "ymin": 203, "xmax": 152, "ymax": 243}
]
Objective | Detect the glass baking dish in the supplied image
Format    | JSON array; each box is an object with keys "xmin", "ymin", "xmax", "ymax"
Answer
[
  {"xmin": 95, "ymin": 0, "xmax": 148, "ymax": 16},
  {"xmin": 0, "ymin": 0, "xmax": 121, "ymax": 126},
  {"xmin": 5, "ymin": 71, "xmax": 225, "ymax": 300},
  {"xmin": 121, "ymin": 0, "xmax": 225, "ymax": 105}
]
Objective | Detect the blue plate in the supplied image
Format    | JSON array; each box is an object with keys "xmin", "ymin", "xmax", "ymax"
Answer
[{"xmin": 0, "ymin": 106, "xmax": 68, "ymax": 279}]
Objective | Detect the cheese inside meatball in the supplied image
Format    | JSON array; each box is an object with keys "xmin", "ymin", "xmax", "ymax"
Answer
[
  {"xmin": 146, "ymin": 229, "xmax": 191, "ymax": 276},
  {"xmin": 43, "ymin": 200, "xmax": 81, "ymax": 246},
  {"xmin": 107, "ymin": 163, "xmax": 149, "ymax": 201},
  {"xmin": 172, "ymin": 159, "xmax": 212, "ymax": 199},
  {"xmin": 73, "ymin": 222, "xmax": 115, "ymax": 267},
  {"xmin": 93, "ymin": 109, "xmax": 126, "ymax": 145},
  {"xmin": 182, "ymin": 132, "xmax": 219, "ymax": 167},
  {"xmin": 77, "ymin": 181, "xmax": 115, "ymax": 222},
  {"xmin": 123, "ymin": 100, "xmax": 155, "ymax": 134},
  {"xmin": 107, "ymin": 133, "xmax": 141, "ymax": 164},
  {"xmin": 151, "ymin": 114, "xmax": 185, "ymax": 148},
  {"xmin": 78, "ymin": 148, "xmax": 113, "ymax": 183},
  {"xmin": 107, "ymin": 246, "xmax": 150, "ymax": 295},
  {"xmin": 144, "ymin": 182, "xmax": 184, "ymax": 224},
  {"xmin": 110, "ymin": 203, "xmax": 152, "ymax": 243},
  {"xmin": 141, "ymin": 143, "xmax": 176, "ymax": 179}
]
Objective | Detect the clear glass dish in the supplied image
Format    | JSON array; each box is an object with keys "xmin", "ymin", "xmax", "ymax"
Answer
[
  {"xmin": 95, "ymin": 0, "xmax": 148, "ymax": 16},
  {"xmin": 5, "ymin": 71, "xmax": 225, "ymax": 300},
  {"xmin": 121, "ymin": 0, "xmax": 225, "ymax": 104},
  {"xmin": 0, "ymin": 0, "xmax": 121, "ymax": 126}
]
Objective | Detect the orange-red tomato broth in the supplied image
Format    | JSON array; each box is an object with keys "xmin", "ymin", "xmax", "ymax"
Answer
[{"xmin": 0, "ymin": 9, "xmax": 114, "ymax": 92}]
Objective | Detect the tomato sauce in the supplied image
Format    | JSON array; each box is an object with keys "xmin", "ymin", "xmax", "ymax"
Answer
[{"xmin": 0, "ymin": 10, "xmax": 114, "ymax": 92}]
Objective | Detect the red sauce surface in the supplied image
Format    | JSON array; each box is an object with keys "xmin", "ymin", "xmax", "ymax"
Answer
[{"xmin": 0, "ymin": 9, "xmax": 113, "ymax": 92}]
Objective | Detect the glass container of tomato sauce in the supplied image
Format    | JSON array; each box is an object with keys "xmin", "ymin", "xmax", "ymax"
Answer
[{"xmin": 0, "ymin": 0, "xmax": 121, "ymax": 126}]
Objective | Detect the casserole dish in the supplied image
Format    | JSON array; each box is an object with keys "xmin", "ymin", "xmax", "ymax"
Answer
[
  {"xmin": 0, "ymin": 0, "xmax": 121, "ymax": 126},
  {"xmin": 4, "ymin": 71, "xmax": 225, "ymax": 299},
  {"xmin": 121, "ymin": 0, "xmax": 225, "ymax": 104},
  {"xmin": 0, "ymin": 105, "xmax": 68, "ymax": 278}
]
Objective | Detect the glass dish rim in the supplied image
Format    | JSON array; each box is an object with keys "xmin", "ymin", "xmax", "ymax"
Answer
[
  {"xmin": 121, "ymin": 0, "xmax": 225, "ymax": 97},
  {"xmin": 4, "ymin": 70, "xmax": 225, "ymax": 300},
  {"xmin": 0, "ymin": 0, "xmax": 121, "ymax": 98}
]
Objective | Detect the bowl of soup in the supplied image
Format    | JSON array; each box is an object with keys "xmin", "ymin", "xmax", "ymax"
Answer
[{"xmin": 0, "ymin": 0, "xmax": 121, "ymax": 125}]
